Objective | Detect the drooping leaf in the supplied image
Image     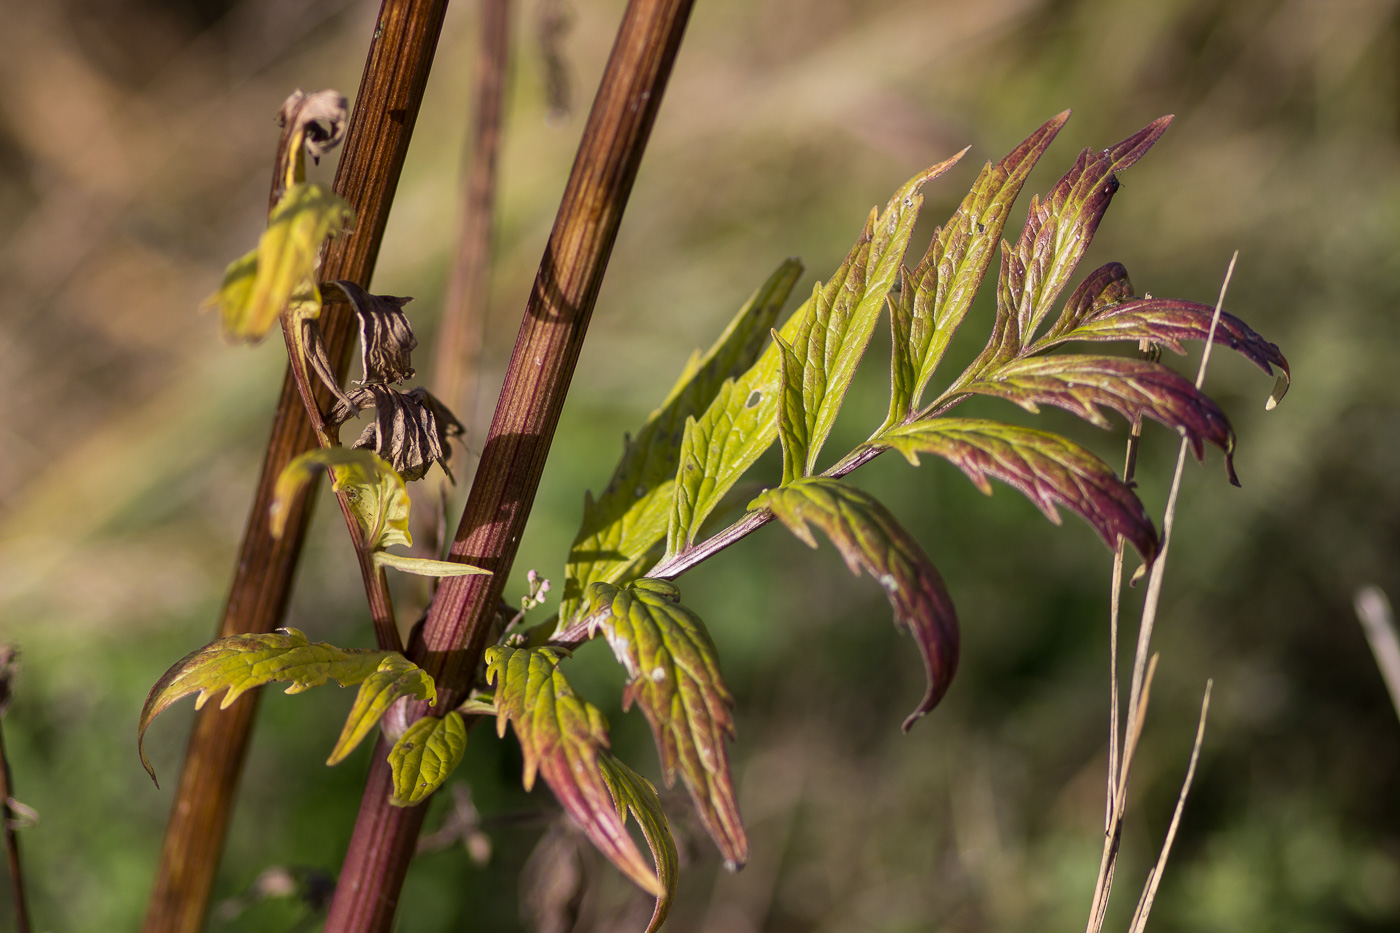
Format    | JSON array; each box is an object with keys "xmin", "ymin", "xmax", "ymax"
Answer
[
  {"xmin": 327, "ymin": 654, "xmax": 438, "ymax": 765},
  {"xmin": 205, "ymin": 183, "xmax": 354, "ymax": 343},
  {"xmin": 750, "ymin": 478, "xmax": 960, "ymax": 731},
  {"xmin": 139, "ymin": 628, "xmax": 408, "ymax": 784},
  {"xmin": 963, "ymin": 354, "xmax": 1238, "ymax": 482},
  {"xmin": 485, "ymin": 646, "xmax": 671, "ymax": 900},
  {"xmin": 786, "ymin": 153, "xmax": 963, "ymax": 472},
  {"xmin": 372, "ymin": 552, "xmax": 492, "ymax": 577},
  {"xmin": 323, "ymin": 280, "xmax": 418, "ymax": 386},
  {"xmin": 878, "ymin": 418, "xmax": 1158, "ymax": 563},
  {"xmin": 1036, "ymin": 297, "xmax": 1291, "ymax": 404},
  {"xmin": 584, "ymin": 579, "xmax": 747, "ymax": 867},
  {"xmin": 597, "ymin": 754, "xmax": 680, "ymax": 932},
  {"xmin": 388, "ymin": 710, "xmax": 467, "ymax": 807},
  {"xmin": 1006, "ymin": 116, "xmax": 1173, "ymax": 347},
  {"xmin": 890, "ymin": 112, "xmax": 1069, "ymax": 423},
  {"xmin": 332, "ymin": 385, "xmax": 464, "ymax": 482},
  {"xmin": 562, "ymin": 259, "xmax": 801, "ymax": 623},
  {"xmin": 270, "ymin": 447, "xmax": 410, "ymax": 550}
]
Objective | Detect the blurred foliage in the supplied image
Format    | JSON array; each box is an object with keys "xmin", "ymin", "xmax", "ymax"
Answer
[{"xmin": 1, "ymin": 0, "xmax": 1398, "ymax": 931}]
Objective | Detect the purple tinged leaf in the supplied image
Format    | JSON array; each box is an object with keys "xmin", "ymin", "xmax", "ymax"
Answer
[
  {"xmin": 751, "ymin": 478, "xmax": 960, "ymax": 731},
  {"xmin": 1006, "ymin": 116, "xmax": 1173, "ymax": 346},
  {"xmin": 1040, "ymin": 297, "xmax": 1291, "ymax": 401},
  {"xmin": 964, "ymin": 354, "xmax": 1239, "ymax": 483},
  {"xmin": 893, "ymin": 112, "xmax": 1070, "ymax": 419},
  {"xmin": 878, "ymin": 418, "xmax": 1159, "ymax": 564},
  {"xmin": 584, "ymin": 579, "xmax": 747, "ymax": 867},
  {"xmin": 485, "ymin": 646, "xmax": 675, "ymax": 912},
  {"xmin": 1046, "ymin": 261, "xmax": 1136, "ymax": 339}
]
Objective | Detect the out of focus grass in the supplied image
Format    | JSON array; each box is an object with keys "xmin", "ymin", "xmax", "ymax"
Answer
[{"xmin": 1, "ymin": 0, "xmax": 1398, "ymax": 931}]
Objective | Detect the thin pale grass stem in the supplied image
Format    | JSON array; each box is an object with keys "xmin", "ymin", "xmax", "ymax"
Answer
[
  {"xmin": 1087, "ymin": 654, "xmax": 1159, "ymax": 933},
  {"xmin": 1353, "ymin": 586, "xmax": 1400, "ymax": 722},
  {"xmin": 1128, "ymin": 680, "xmax": 1212, "ymax": 933},
  {"xmin": 1086, "ymin": 252, "xmax": 1236, "ymax": 933}
]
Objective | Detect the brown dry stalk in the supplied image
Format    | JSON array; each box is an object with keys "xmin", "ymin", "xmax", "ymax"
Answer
[
  {"xmin": 321, "ymin": 1, "xmax": 696, "ymax": 930},
  {"xmin": 431, "ymin": 0, "xmax": 511, "ymax": 422},
  {"xmin": 141, "ymin": 3, "xmax": 449, "ymax": 932}
]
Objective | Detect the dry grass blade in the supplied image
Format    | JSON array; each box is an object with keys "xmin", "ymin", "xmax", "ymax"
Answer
[
  {"xmin": 1353, "ymin": 586, "xmax": 1400, "ymax": 722},
  {"xmin": 1128, "ymin": 680, "xmax": 1212, "ymax": 933},
  {"xmin": 1086, "ymin": 252, "xmax": 1236, "ymax": 933}
]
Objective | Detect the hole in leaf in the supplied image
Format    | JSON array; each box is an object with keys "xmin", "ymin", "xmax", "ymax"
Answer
[{"xmin": 745, "ymin": 390, "xmax": 761, "ymax": 409}]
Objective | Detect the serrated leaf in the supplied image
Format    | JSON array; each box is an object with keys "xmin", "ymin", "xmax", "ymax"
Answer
[
  {"xmin": 485, "ymin": 646, "xmax": 667, "ymax": 899},
  {"xmin": 964, "ymin": 354, "xmax": 1239, "ymax": 483},
  {"xmin": 597, "ymin": 754, "xmax": 680, "ymax": 932},
  {"xmin": 774, "ymin": 330, "xmax": 808, "ymax": 485},
  {"xmin": 1037, "ymin": 297, "xmax": 1291, "ymax": 403},
  {"xmin": 270, "ymin": 447, "xmax": 411, "ymax": 550},
  {"xmin": 750, "ymin": 478, "xmax": 960, "ymax": 731},
  {"xmin": 562, "ymin": 260, "xmax": 801, "ymax": 624},
  {"xmin": 1041, "ymin": 260, "xmax": 1137, "ymax": 340},
  {"xmin": 584, "ymin": 579, "xmax": 747, "ymax": 867},
  {"xmin": 891, "ymin": 112, "xmax": 1069, "ymax": 422},
  {"xmin": 1005, "ymin": 116, "xmax": 1173, "ymax": 347},
  {"xmin": 372, "ymin": 552, "xmax": 492, "ymax": 577},
  {"xmin": 669, "ymin": 157, "xmax": 963, "ymax": 554},
  {"xmin": 878, "ymin": 418, "xmax": 1158, "ymax": 563},
  {"xmin": 786, "ymin": 154, "xmax": 963, "ymax": 472},
  {"xmin": 139, "ymin": 628, "xmax": 405, "ymax": 784},
  {"xmin": 204, "ymin": 183, "xmax": 354, "ymax": 343},
  {"xmin": 327, "ymin": 654, "xmax": 438, "ymax": 765},
  {"xmin": 388, "ymin": 710, "xmax": 467, "ymax": 806}
]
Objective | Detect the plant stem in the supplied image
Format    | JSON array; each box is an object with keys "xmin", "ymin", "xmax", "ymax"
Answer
[
  {"xmin": 0, "ymin": 647, "xmax": 31, "ymax": 933},
  {"xmin": 141, "ymin": 4, "xmax": 448, "ymax": 931},
  {"xmin": 322, "ymin": 2, "xmax": 695, "ymax": 929},
  {"xmin": 431, "ymin": 0, "xmax": 511, "ymax": 421}
]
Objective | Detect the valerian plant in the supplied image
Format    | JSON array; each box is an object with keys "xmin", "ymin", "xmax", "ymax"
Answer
[{"xmin": 140, "ymin": 93, "xmax": 1288, "ymax": 931}]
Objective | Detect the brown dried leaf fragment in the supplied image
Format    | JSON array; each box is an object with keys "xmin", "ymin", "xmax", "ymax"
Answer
[
  {"xmin": 324, "ymin": 280, "xmax": 418, "ymax": 386},
  {"xmin": 334, "ymin": 385, "xmax": 465, "ymax": 482}
]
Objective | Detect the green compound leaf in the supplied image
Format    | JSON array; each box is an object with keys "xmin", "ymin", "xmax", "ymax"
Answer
[
  {"xmin": 327, "ymin": 654, "xmax": 437, "ymax": 766},
  {"xmin": 751, "ymin": 478, "xmax": 960, "ymax": 731},
  {"xmin": 372, "ymin": 552, "xmax": 492, "ymax": 577},
  {"xmin": 270, "ymin": 447, "xmax": 411, "ymax": 550},
  {"xmin": 669, "ymin": 155, "xmax": 964, "ymax": 555},
  {"xmin": 597, "ymin": 754, "xmax": 680, "ymax": 933},
  {"xmin": 561, "ymin": 259, "xmax": 801, "ymax": 625},
  {"xmin": 1001, "ymin": 116, "xmax": 1173, "ymax": 354},
  {"xmin": 964, "ymin": 354, "xmax": 1239, "ymax": 483},
  {"xmin": 584, "ymin": 579, "xmax": 747, "ymax": 868},
  {"xmin": 878, "ymin": 418, "xmax": 1158, "ymax": 564},
  {"xmin": 205, "ymin": 182, "xmax": 354, "ymax": 343},
  {"xmin": 786, "ymin": 152, "xmax": 964, "ymax": 473},
  {"xmin": 388, "ymin": 711, "xmax": 467, "ymax": 807},
  {"xmin": 888, "ymin": 112, "xmax": 1069, "ymax": 425},
  {"xmin": 139, "ymin": 628, "xmax": 414, "ymax": 785},
  {"xmin": 485, "ymin": 646, "xmax": 672, "ymax": 902}
]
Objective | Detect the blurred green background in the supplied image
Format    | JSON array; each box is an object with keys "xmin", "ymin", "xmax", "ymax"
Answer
[{"xmin": 1, "ymin": 0, "xmax": 1397, "ymax": 930}]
